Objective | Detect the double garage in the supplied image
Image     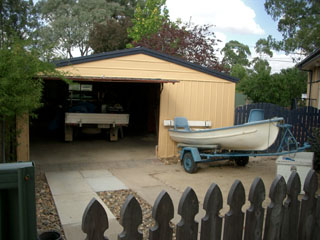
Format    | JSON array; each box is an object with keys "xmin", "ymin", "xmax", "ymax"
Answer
[{"xmin": 18, "ymin": 47, "xmax": 237, "ymax": 161}]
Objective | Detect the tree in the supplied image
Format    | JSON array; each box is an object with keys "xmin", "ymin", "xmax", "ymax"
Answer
[
  {"xmin": 36, "ymin": 0, "xmax": 124, "ymax": 58},
  {"xmin": 0, "ymin": 0, "xmax": 39, "ymax": 47},
  {"xmin": 237, "ymin": 59, "xmax": 273, "ymax": 104},
  {"xmin": 89, "ymin": 16, "xmax": 132, "ymax": 53},
  {"xmin": 255, "ymin": 36, "xmax": 273, "ymax": 58},
  {"xmin": 132, "ymin": 21, "xmax": 225, "ymax": 72},
  {"xmin": 237, "ymin": 63, "xmax": 307, "ymax": 107},
  {"xmin": 271, "ymin": 68, "xmax": 307, "ymax": 107},
  {"xmin": 88, "ymin": 0, "xmax": 146, "ymax": 53},
  {"xmin": 0, "ymin": 41, "xmax": 62, "ymax": 118},
  {"xmin": 264, "ymin": 0, "xmax": 320, "ymax": 55},
  {"xmin": 127, "ymin": 0, "xmax": 169, "ymax": 47},
  {"xmin": 0, "ymin": 40, "xmax": 63, "ymax": 162},
  {"xmin": 220, "ymin": 38, "xmax": 307, "ymax": 107},
  {"xmin": 112, "ymin": 0, "xmax": 146, "ymax": 18},
  {"xmin": 221, "ymin": 40, "xmax": 251, "ymax": 71}
]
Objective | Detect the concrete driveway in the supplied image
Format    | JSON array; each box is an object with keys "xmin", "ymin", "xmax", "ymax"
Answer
[{"xmin": 31, "ymin": 135, "xmax": 279, "ymax": 239}]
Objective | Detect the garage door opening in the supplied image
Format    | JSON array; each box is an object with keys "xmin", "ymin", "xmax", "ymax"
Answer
[{"xmin": 30, "ymin": 79, "xmax": 161, "ymax": 144}]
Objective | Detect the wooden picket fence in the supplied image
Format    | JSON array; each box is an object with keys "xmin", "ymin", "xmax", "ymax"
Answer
[
  {"xmin": 234, "ymin": 103, "xmax": 320, "ymax": 151},
  {"xmin": 81, "ymin": 170, "xmax": 319, "ymax": 240}
]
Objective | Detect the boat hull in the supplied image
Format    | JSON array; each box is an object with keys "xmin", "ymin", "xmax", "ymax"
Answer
[{"xmin": 169, "ymin": 118, "xmax": 283, "ymax": 151}]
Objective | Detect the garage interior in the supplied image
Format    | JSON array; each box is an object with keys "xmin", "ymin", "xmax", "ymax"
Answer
[{"xmin": 30, "ymin": 79, "xmax": 161, "ymax": 145}]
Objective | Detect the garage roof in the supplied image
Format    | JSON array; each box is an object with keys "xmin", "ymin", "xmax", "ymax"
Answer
[
  {"xmin": 42, "ymin": 75, "xmax": 178, "ymax": 83},
  {"xmin": 296, "ymin": 47, "xmax": 320, "ymax": 70},
  {"xmin": 54, "ymin": 47, "xmax": 238, "ymax": 83}
]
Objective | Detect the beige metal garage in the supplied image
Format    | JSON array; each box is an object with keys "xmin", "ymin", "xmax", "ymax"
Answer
[{"xmin": 18, "ymin": 47, "xmax": 238, "ymax": 160}]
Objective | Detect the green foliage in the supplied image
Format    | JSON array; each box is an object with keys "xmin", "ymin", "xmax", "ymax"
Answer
[
  {"xmin": 308, "ymin": 128, "xmax": 320, "ymax": 171},
  {"xmin": 237, "ymin": 64, "xmax": 307, "ymax": 107},
  {"xmin": 114, "ymin": 0, "xmax": 146, "ymax": 18},
  {"xmin": 237, "ymin": 59, "xmax": 272, "ymax": 103},
  {"xmin": 88, "ymin": 1, "xmax": 145, "ymax": 53},
  {"xmin": 222, "ymin": 39, "xmax": 307, "ymax": 107},
  {"xmin": 255, "ymin": 36, "xmax": 273, "ymax": 58},
  {"xmin": 264, "ymin": 0, "xmax": 320, "ymax": 55},
  {"xmin": 0, "ymin": 40, "xmax": 63, "ymax": 162},
  {"xmin": 127, "ymin": 0, "xmax": 169, "ymax": 47},
  {"xmin": 89, "ymin": 16, "xmax": 132, "ymax": 53},
  {"xmin": 36, "ymin": 0, "xmax": 124, "ymax": 58},
  {"xmin": 271, "ymin": 68, "xmax": 307, "ymax": 106},
  {"xmin": 0, "ymin": 41, "xmax": 60, "ymax": 117},
  {"xmin": 230, "ymin": 64, "xmax": 248, "ymax": 80},
  {"xmin": 0, "ymin": 0, "xmax": 39, "ymax": 47},
  {"xmin": 221, "ymin": 40, "xmax": 251, "ymax": 71}
]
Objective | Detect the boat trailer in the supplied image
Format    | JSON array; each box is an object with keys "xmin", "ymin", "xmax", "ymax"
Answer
[{"xmin": 178, "ymin": 123, "xmax": 310, "ymax": 173}]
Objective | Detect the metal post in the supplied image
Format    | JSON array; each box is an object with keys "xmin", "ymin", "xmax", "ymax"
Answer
[
  {"xmin": 2, "ymin": 118, "xmax": 5, "ymax": 163},
  {"xmin": 308, "ymin": 71, "xmax": 313, "ymax": 107}
]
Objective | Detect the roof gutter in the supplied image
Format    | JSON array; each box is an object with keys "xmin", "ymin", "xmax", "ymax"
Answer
[{"xmin": 40, "ymin": 75, "xmax": 179, "ymax": 84}]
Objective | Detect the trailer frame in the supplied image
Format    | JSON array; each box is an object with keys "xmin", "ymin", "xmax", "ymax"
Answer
[{"xmin": 178, "ymin": 124, "xmax": 311, "ymax": 173}]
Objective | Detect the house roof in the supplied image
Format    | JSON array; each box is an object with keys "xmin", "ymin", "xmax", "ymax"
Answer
[
  {"xmin": 296, "ymin": 47, "xmax": 320, "ymax": 70},
  {"xmin": 54, "ymin": 47, "xmax": 238, "ymax": 83}
]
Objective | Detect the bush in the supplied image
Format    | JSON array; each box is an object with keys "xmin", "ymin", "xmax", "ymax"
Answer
[{"xmin": 308, "ymin": 128, "xmax": 320, "ymax": 171}]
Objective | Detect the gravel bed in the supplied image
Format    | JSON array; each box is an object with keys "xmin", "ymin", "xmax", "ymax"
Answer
[
  {"xmin": 98, "ymin": 190, "xmax": 176, "ymax": 240},
  {"xmin": 35, "ymin": 173, "xmax": 66, "ymax": 239}
]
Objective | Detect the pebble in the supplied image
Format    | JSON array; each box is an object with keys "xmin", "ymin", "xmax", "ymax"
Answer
[{"xmin": 35, "ymin": 173, "xmax": 66, "ymax": 239}]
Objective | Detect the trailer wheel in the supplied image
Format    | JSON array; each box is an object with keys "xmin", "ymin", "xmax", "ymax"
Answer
[
  {"xmin": 183, "ymin": 152, "xmax": 197, "ymax": 173},
  {"xmin": 235, "ymin": 156, "xmax": 249, "ymax": 166}
]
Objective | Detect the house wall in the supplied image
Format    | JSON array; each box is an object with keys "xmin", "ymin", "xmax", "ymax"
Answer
[
  {"xmin": 57, "ymin": 54, "xmax": 236, "ymax": 158},
  {"xmin": 307, "ymin": 67, "xmax": 320, "ymax": 109}
]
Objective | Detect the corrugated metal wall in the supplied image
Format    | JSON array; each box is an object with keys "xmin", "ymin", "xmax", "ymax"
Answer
[{"xmin": 158, "ymin": 80, "xmax": 235, "ymax": 158}]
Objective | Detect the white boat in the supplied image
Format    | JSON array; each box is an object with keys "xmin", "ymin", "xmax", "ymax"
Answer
[{"xmin": 168, "ymin": 117, "xmax": 284, "ymax": 151}]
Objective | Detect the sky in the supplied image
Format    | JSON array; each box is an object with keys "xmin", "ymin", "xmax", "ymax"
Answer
[{"xmin": 166, "ymin": 0, "xmax": 295, "ymax": 73}]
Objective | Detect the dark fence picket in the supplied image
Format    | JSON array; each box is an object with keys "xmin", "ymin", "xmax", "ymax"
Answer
[
  {"xmin": 82, "ymin": 198, "xmax": 109, "ymax": 240},
  {"xmin": 176, "ymin": 187, "xmax": 199, "ymax": 240},
  {"xmin": 302, "ymin": 107, "xmax": 307, "ymax": 143},
  {"xmin": 310, "ymin": 107, "xmax": 318, "ymax": 136},
  {"xmin": 291, "ymin": 109, "xmax": 298, "ymax": 142},
  {"xmin": 149, "ymin": 191, "xmax": 174, "ymax": 240},
  {"xmin": 234, "ymin": 107, "xmax": 240, "ymax": 125},
  {"xmin": 200, "ymin": 183, "xmax": 223, "ymax": 240},
  {"xmin": 263, "ymin": 175, "xmax": 286, "ymax": 240},
  {"xmin": 307, "ymin": 107, "xmax": 312, "ymax": 138},
  {"xmin": 223, "ymin": 180, "xmax": 245, "ymax": 240},
  {"xmin": 118, "ymin": 195, "xmax": 143, "ymax": 240},
  {"xmin": 281, "ymin": 171, "xmax": 301, "ymax": 240},
  {"xmin": 234, "ymin": 103, "xmax": 320, "ymax": 149},
  {"xmin": 313, "ymin": 196, "xmax": 320, "ymax": 240},
  {"xmin": 244, "ymin": 177, "xmax": 265, "ymax": 240},
  {"xmin": 80, "ymin": 170, "xmax": 318, "ymax": 240},
  {"xmin": 298, "ymin": 170, "xmax": 318, "ymax": 240}
]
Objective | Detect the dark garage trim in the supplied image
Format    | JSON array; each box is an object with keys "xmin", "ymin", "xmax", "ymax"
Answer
[
  {"xmin": 42, "ymin": 75, "xmax": 179, "ymax": 84},
  {"xmin": 296, "ymin": 47, "xmax": 320, "ymax": 69}
]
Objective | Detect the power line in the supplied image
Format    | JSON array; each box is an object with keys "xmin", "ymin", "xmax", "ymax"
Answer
[{"xmin": 247, "ymin": 57, "xmax": 294, "ymax": 63}]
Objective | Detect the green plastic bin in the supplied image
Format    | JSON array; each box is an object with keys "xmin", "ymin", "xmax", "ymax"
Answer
[{"xmin": 0, "ymin": 162, "xmax": 36, "ymax": 240}]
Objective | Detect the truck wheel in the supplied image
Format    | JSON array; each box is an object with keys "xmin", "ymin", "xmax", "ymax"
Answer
[
  {"xmin": 183, "ymin": 152, "xmax": 197, "ymax": 173},
  {"xmin": 235, "ymin": 156, "xmax": 249, "ymax": 166}
]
